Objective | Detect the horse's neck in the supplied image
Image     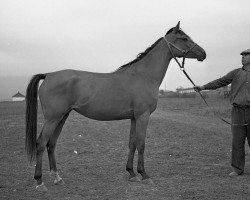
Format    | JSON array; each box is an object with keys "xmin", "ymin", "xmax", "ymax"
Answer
[{"xmin": 134, "ymin": 39, "xmax": 172, "ymax": 87}]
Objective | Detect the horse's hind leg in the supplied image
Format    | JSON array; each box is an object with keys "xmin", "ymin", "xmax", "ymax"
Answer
[
  {"xmin": 34, "ymin": 120, "xmax": 60, "ymax": 191},
  {"xmin": 47, "ymin": 113, "xmax": 69, "ymax": 185}
]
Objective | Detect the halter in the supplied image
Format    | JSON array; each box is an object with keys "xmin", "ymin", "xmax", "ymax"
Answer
[
  {"xmin": 163, "ymin": 36, "xmax": 233, "ymax": 126},
  {"xmin": 163, "ymin": 36, "xmax": 197, "ymax": 70},
  {"xmin": 163, "ymin": 36, "xmax": 197, "ymax": 86}
]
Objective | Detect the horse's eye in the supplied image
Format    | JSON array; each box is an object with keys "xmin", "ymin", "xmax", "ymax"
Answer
[{"xmin": 183, "ymin": 38, "xmax": 188, "ymax": 41}]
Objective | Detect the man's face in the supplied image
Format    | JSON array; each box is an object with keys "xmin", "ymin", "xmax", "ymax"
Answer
[{"xmin": 242, "ymin": 54, "xmax": 250, "ymax": 65}]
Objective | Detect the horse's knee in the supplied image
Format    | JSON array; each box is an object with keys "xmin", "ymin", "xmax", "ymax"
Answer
[
  {"xmin": 137, "ymin": 143, "xmax": 145, "ymax": 154},
  {"xmin": 36, "ymin": 142, "xmax": 46, "ymax": 155},
  {"xmin": 47, "ymin": 142, "xmax": 56, "ymax": 154}
]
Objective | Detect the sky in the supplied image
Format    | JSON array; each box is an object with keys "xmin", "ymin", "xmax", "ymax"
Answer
[{"xmin": 1, "ymin": 0, "xmax": 250, "ymax": 100}]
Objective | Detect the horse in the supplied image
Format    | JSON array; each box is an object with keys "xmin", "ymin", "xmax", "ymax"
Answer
[{"xmin": 25, "ymin": 22, "xmax": 206, "ymax": 191}]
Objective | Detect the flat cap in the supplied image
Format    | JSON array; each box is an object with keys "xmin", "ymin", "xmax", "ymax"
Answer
[{"xmin": 240, "ymin": 49, "xmax": 250, "ymax": 55}]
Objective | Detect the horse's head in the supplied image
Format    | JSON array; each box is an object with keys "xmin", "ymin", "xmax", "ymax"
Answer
[{"xmin": 164, "ymin": 22, "xmax": 206, "ymax": 61}]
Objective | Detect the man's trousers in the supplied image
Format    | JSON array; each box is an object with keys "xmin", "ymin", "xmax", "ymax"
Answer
[{"xmin": 231, "ymin": 105, "xmax": 250, "ymax": 174}]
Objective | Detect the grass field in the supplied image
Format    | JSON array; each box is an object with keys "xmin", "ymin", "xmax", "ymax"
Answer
[{"xmin": 0, "ymin": 97, "xmax": 250, "ymax": 200}]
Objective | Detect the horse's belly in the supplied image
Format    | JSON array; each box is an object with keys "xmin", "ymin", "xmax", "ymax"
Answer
[{"xmin": 74, "ymin": 103, "xmax": 134, "ymax": 121}]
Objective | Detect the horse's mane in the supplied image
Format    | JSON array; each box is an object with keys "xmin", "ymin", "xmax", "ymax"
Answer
[
  {"xmin": 114, "ymin": 27, "xmax": 187, "ymax": 72},
  {"xmin": 114, "ymin": 37, "xmax": 163, "ymax": 72}
]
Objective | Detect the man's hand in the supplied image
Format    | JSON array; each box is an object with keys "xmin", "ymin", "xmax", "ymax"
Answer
[{"xmin": 193, "ymin": 85, "xmax": 204, "ymax": 92}]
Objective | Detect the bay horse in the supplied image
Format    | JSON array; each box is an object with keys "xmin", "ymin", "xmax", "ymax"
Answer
[{"xmin": 25, "ymin": 22, "xmax": 206, "ymax": 191}]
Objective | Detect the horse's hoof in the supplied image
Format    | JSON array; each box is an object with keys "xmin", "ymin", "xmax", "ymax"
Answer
[
  {"xmin": 142, "ymin": 178, "xmax": 154, "ymax": 185},
  {"xmin": 54, "ymin": 178, "xmax": 65, "ymax": 185},
  {"xmin": 129, "ymin": 176, "xmax": 141, "ymax": 182},
  {"xmin": 36, "ymin": 182, "xmax": 48, "ymax": 192}
]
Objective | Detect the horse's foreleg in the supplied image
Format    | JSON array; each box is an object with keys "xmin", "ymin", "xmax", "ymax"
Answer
[
  {"xmin": 135, "ymin": 111, "xmax": 150, "ymax": 181},
  {"xmin": 126, "ymin": 119, "xmax": 140, "ymax": 181}
]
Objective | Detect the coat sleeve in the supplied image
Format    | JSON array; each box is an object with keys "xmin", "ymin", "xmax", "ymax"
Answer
[{"xmin": 203, "ymin": 69, "xmax": 238, "ymax": 90}]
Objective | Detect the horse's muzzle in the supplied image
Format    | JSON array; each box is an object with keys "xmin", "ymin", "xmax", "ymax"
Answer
[{"xmin": 197, "ymin": 51, "xmax": 206, "ymax": 61}]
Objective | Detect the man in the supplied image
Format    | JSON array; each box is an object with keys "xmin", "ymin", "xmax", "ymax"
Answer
[{"xmin": 194, "ymin": 49, "xmax": 250, "ymax": 177}]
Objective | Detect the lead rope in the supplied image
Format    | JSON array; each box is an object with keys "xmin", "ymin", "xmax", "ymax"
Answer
[{"xmin": 163, "ymin": 37, "xmax": 235, "ymax": 126}]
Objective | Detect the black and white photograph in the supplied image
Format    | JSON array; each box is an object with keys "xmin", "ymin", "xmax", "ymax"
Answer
[{"xmin": 0, "ymin": 0, "xmax": 250, "ymax": 199}]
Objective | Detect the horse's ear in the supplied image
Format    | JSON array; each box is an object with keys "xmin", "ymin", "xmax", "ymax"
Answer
[{"xmin": 173, "ymin": 21, "xmax": 180, "ymax": 33}]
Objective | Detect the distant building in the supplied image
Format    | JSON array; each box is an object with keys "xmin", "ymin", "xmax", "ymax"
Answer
[
  {"xmin": 176, "ymin": 85, "xmax": 231, "ymax": 99},
  {"xmin": 159, "ymin": 90, "xmax": 178, "ymax": 98},
  {"xmin": 12, "ymin": 91, "xmax": 25, "ymax": 101},
  {"xmin": 176, "ymin": 87, "xmax": 195, "ymax": 94},
  {"xmin": 176, "ymin": 87, "xmax": 196, "ymax": 98}
]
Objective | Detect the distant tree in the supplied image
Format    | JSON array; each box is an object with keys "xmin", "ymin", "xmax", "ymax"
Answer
[{"xmin": 159, "ymin": 89, "xmax": 164, "ymax": 95}]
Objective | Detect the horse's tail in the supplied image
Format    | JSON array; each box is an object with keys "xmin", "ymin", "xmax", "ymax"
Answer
[{"xmin": 25, "ymin": 73, "xmax": 46, "ymax": 162}]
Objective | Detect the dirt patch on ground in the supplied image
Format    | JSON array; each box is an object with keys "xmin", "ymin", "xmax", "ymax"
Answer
[{"xmin": 0, "ymin": 99, "xmax": 249, "ymax": 199}]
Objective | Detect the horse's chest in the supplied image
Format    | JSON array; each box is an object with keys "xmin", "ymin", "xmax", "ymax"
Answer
[{"xmin": 133, "ymin": 91, "xmax": 158, "ymax": 114}]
